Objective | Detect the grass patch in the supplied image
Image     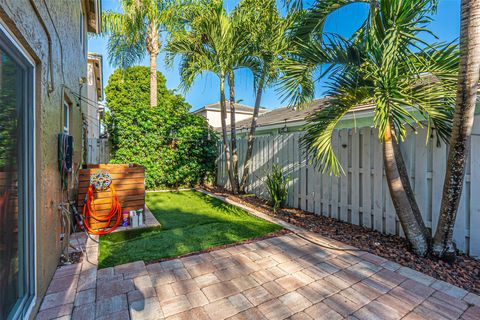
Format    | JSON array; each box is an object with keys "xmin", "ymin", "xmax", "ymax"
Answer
[{"xmin": 98, "ymin": 190, "xmax": 282, "ymax": 268}]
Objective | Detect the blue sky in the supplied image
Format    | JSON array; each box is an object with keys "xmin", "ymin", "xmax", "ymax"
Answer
[{"xmin": 88, "ymin": 0, "xmax": 461, "ymax": 111}]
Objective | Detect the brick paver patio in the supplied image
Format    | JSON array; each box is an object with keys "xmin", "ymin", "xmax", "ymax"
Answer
[{"xmin": 36, "ymin": 200, "xmax": 480, "ymax": 320}]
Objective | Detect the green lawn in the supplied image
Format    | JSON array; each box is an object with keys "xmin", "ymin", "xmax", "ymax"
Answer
[{"xmin": 98, "ymin": 190, "xmax": 282, "ymax": 268}]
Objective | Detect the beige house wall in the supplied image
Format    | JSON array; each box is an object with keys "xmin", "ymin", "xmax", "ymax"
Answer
[
  {"xmin": 204, "ymin": 110, "xmax": 257, "ymax": 128},
  {"xmin": 0, "ymin": 0, "xmax": 95, "ymax": 317},
  {"xmin": 86, "ymin": 56, "xmax": 101, "ymax": 139}
]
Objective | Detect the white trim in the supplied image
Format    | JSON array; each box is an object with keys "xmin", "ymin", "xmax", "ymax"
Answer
[
  {"xmin": 64, "ymin": 101, "xmax": 70, "ymax": 134},
  {"xmin": 0, "ymin": 20, "xmax": 37, "ymax": 320},
  {"xmin": 0, "ymin": 19, "xmax": 35, "ymax": 65},
  {"xmin": 29, "ymin": 63, "xmax": 37, "ymax": 320}
]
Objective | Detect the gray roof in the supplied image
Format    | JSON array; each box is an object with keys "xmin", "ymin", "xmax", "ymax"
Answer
[
  {"xmin": 193, "ymin": 102, "xmax": 269, "ymax": 114},
  {"xmin": 232, "ymin": 97, "xmax": 374, "ymax": 131},
  {"xmin": 233, "ymin": 98, "xmax": 329, "ymax": 130}
]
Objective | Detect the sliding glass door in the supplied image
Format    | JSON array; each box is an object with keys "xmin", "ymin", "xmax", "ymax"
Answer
[{"xmin": 0, "ymin": 26, "xmax": 35, "ymax": 320}]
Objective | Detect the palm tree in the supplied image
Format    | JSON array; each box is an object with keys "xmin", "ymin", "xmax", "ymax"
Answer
[
  {"xmin": 166, "ymin": 0, "xmax": 247, "ymax": 193},
  {"xmin": 432, "ymin": 0, "xmax": 480, "ymax": 260},
  {"xmin": 102, "ymin": 0, "xmax": 181, "ymax": 107},
  {"xmin": 279, "ymin": 0, "xmax": 458, "ymax": 256},
  {"xmin": 235, "ymin": 0, "xmax": 298, "ymax": 193}
]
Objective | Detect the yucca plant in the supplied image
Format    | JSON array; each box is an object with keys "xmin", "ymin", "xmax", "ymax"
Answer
[{"xmin": 265, "ymin": 164, "xmax": 290, "ymax": 212}]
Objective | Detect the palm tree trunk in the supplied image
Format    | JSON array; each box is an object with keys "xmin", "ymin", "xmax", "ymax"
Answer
[
  {"xmin": 383, "ymin": 121, "xmax": 430, "ymax": 256},
  {"xmin": 147, "ymin": 22, "xmax": 160, "ymax": 107},
  {"xmin": 220, "ymin": 73, "xmax": 236, "ymax": 192},
  {"xmin": 432, "ymin": 0, "xmax": 480, "ymax": 260},
  {"xmin": 228, "ymin": 71, "xmax": 240, "ymax": 194},
  {"xmin": 150, "ymin": 53, "xmax": 158, "ymax": 107},
  {"xmin": 240, "ymin": 66, "xmax": 267, "ymax": 193}
]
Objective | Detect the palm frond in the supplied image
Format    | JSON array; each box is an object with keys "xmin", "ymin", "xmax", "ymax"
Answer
[
  {"xmin": 302, "ymin": 70, "xmax": 372, "ymax": 176},
  {"xmin": 294, "ymin": 0, "xmax": 370, "ymax": 40},
  {"xmin": 107, "ymin": 33, "xmax": 146, "ymax": 69}
]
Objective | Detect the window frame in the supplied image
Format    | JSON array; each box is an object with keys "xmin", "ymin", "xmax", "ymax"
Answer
[
  {"xmin": 63, "ymin": 100, "xmax": 71, "ymax": 134},
  {"xmin": 0, "ymin": 22, "xmax": 37, "ymax": 320}
]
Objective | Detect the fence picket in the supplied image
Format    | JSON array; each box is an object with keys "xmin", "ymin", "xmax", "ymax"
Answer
[
  {"xmin": 339, "ymin": 130, "xmax": 349, "ymax": 222},
  {"xmin": 351, "ymin": 129, "xmax": 360, "ymax": 225},
  {"xmin": 331, "ymin": 131, "xmax": 340, "ymax": 220}
]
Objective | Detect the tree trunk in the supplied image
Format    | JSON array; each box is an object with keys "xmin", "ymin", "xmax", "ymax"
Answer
[
  {"xmin": 240, "ymin": 67, "xmax": 267, "ymax": 193},
  {"xmin": 146, "ymin": 22, "xmax": 160, "ymax": 107},
  {"xmin": 228, "ymin": 71, "xmax": 240, "ymax": 193},
  {"xmin": 150, "ymin": 53, "xmax": 158, "ymax": 107},
  {"xmin": 383, "ymin": 121, "xmax": 430, "ymax": 256},
  {"xmin": 220, "ymin": 73, "xmax": 236, "ymax": 192},
  {"xmin": 432, "ymin": 0, "xmax": 480, "ymax": 260}
]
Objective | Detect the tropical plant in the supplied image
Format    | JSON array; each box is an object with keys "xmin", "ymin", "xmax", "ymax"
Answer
[
  {"xmin": 105, "ymin": 66, "xmax": 218, "ymax": 189},
  {"xmin": 102, "ymin": 0, "xmax": 183, "ymax": 106},
  {"xmin": 432, "ymin": 1, "xmax": 480, "ymax": 260},
  {"xmin": 265, "ymin": 164, "xmax": 290, "ymax": 212},
  {"xmin": 279, "ymin": 0, "xmax": 459, "ymax": 256},
  {"xmin": 234, "ymin": 0, "xmax": 299, "ymax": 193},
  {"xmin": 166, "ymin": 0, "xmax": 250, "ymax": 194}
]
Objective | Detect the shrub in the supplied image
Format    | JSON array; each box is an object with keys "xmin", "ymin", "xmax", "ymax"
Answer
[
  {"xmin": 104, "ymin": 66, "xmax": 218, "ymax": 189},
  {"xmin": 265, "ymin": 164, "xmax": 289, "ymax": 212}
]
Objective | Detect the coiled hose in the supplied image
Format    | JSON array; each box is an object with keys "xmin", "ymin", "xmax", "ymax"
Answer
[{"xmin": 82, "ymin": 184, "xmax": 122, "ymax": 235}]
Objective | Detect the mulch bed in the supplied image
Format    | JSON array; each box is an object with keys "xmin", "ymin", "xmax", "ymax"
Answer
[{"xmin": 204, "ymin": 185, "xmax": 480, "ymax": 295}]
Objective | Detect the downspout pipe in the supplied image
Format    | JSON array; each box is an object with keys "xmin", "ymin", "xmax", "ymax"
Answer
[{"xmin": 29, "ymin": 0, "xmax": 54, "ymax": 94}]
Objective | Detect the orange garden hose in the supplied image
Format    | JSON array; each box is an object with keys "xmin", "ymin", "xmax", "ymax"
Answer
[{"xmin": 82, "ymin": 184, "xmax": 122, "ymax": 235}]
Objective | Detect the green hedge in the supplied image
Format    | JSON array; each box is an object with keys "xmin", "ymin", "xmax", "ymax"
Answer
[{"xmin": 105, "ymin": 66, "xmax": 218, "ymax": 189}]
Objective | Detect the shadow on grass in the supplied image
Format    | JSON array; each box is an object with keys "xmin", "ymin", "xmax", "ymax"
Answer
[{"xmin": 98, "ymin": 190, "xmax": 282, "ymax": 268}]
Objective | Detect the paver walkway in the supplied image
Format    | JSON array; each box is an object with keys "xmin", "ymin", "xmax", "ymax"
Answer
[{"xmin": 36, "ymin": 203, "xmax": 480, "ymax": 319}]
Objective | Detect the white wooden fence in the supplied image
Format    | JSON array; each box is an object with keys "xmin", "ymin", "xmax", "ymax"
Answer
[
  {"xmin": 216, "ymin": 119, "xmax": 480, "ymax": 257},
  {"xmin": 86, "ymin": 138, "xmax": 110, "ymax": 164}
]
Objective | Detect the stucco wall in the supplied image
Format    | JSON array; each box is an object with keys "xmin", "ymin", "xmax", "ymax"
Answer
[{"xmin": 0, "ymin": 0, "xmax": 89, "ymax": 316}]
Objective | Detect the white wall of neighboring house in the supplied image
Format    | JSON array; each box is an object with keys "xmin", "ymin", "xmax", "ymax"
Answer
[
  {"xmin": 86, "ymin": 53, "xmax": 102, "ymax": 139},
  {"xmin": 204, "ymin": 110, "xmax": 257, "ymax": 128},
  {"xmin": 194, "ymin": 104, "xmax": 268, "ymax": 128}
]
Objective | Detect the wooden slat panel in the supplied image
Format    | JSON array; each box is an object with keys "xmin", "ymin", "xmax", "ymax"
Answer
[
  {"xmin": 79, "ymin": 172, "xmax": 145, "ymax": 182},
  {"xmin": 85, "ymin": 164, "xmax": 143, "ymax": 169},
  {"xmin": 78, "ymin": 179, "xmax": 144, "ymax": 188},
  {"xmin": 84, "ymin": 199, "xmax": 144, "ymax": 211},
  {"xmin": 78, "ymin": 189, "xmax": 145, "ymax": 201},
  {"xmin": 77, "ymin": 165, "xmax": 145, "ymax": 230},
  {"xmin": 80, "ymin": 194, "xmax": 145, "ymax": 205},
  {"xmin": 81, "ymin": 167, "xmax": 144, "ymax": 173}
]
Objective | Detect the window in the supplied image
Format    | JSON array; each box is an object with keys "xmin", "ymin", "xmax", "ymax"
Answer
[
  {"xmin": 63, "ymin": 101, "xmax": 70, "ymax": 134},
  {"xmin": 0, "ymin": 24, "xmax": 36, "ymax": 320}
]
